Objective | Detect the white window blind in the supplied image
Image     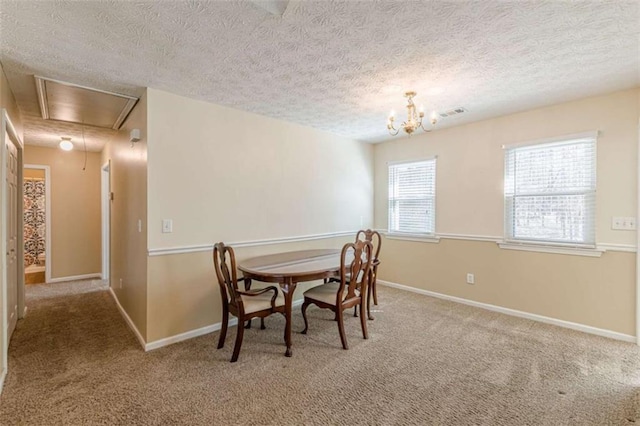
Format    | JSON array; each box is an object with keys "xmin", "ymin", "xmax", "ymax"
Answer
[
  {"xmin": 504, "ymin": 135, "xmax": 596, "ymax": 246},
  {"xmin": 388, "ymin": 159, "xmax": 436, "ymax": 234}
]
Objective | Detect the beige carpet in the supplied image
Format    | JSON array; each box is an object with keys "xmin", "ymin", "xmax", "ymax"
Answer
[{"xmin": 1, "ymin": 279, "xmax": 639, "ymax": 425}]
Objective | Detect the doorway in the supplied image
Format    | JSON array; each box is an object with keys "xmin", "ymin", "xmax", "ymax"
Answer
[{"xmin": 23, "ymin": 165, "xmax": 50, "ymax": 285}]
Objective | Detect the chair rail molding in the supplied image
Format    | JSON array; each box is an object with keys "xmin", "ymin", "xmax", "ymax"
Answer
[
  {"xmin": 376, "ymin": 229, "xmax": 636, "ymax": 253},
  {"xmin": 147, "ymin": 230, "xmax": 359, "ymax": 256}
]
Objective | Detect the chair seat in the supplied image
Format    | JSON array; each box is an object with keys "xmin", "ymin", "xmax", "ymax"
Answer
[
  {"xmin": 303, "ymin": 282, "xmax": 360, "ymax": 306},
  {"xmin": 241, "ymin": 290, "xmax": 285, "ymax": 314}
]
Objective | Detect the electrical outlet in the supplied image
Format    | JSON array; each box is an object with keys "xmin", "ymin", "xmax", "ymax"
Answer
[
  {"xmin": 162, "ymin": 219, "xmax": 173, "ymax": 233},
  {"xmin": 627, "ymin": 217, "xmax": 637, "ymax": 230},
  {"xmin": 466, "ymin": 273, "xmax": 475, "ymax": 285},
  {"xmin": 612, "ymin": 217, "xmax": 624, "ymax": 229}
]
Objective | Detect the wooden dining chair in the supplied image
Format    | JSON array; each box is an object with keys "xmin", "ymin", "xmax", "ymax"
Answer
[
  {"xmin": 326, "ymin": 229, "xmax": 382, "ymax": 321},
  {"xmin": 213, "ymin": 242, "xmax": 285, "ymax": 362},
  {"xmin": 301, "ymin": 240, "xmax": 373, "ymax": 350},
  {"xmin": 355, "ymin": 229, "xmax": 382, "ymax": 320}
]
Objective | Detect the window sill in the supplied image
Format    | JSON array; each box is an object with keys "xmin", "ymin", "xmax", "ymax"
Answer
[
  {"xmin": 384, "ymin": 233, "xmax": 440, "ymax": 244},
  {"xmin": 498, "ymin": 242, "xmax": 604, "ymax": 257}
]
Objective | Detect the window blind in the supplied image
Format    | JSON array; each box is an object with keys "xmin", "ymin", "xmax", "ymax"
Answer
[
  {"xmin": 388, "ymin": 159, "xmax": 436, "ymax": 234},
  {"xmin": 504, "ymin": 136, "xmax": 596, "ymax": 246}
]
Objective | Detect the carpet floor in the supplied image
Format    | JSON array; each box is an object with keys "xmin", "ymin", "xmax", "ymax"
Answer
[{"xmin": 1, "ymin": 280, "xmax": 640, "ymax": 425}]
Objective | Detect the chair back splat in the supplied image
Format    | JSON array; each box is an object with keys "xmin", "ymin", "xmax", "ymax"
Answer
[
  {"xmin": 356, "ymin": 229, "xmax": 381, "ymax": 262},
  {"xmin": 214, "ymin": 242, "xmax": 239, "ymax": 306}
]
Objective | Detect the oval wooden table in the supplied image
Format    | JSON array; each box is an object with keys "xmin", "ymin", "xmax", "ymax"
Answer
[{"xmin": 237, "ymin": 249, "xmax": 342, "ymax": 357}]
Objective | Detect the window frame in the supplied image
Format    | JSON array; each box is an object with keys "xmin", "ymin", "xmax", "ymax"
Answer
[
  {"xmin": 502, "ymin": 131, "xmax": 598, "ymax": 249},
  {"xmin": 387, "ymin": 157, "xmax": 437, "ymax": 237}
]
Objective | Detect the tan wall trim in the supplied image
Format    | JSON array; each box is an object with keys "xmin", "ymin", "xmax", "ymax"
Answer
[{"xmin": 378, "ymin": 279, "xmax": 635, "ymax": 343}]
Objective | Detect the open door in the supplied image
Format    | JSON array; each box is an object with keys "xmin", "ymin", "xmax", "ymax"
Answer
[
  {"xmin": 1, "ymin": 109, "xmax": 24, "ymax": 380},
  {"xmin": 5, "ymin": 131, "xmax": 18, "ymax": 339}
]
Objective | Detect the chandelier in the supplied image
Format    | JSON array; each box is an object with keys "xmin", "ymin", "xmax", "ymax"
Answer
[{"xmin": 387, "ymin": 91, "xmax": 438, "ymax": 136}]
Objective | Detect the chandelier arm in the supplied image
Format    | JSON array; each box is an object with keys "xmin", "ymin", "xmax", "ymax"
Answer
[
  {"xmin": 419, "ymin": 122, "xmax": 432, "ymax": 133},
  {"xmin": 388, "ymin": 127, "xmax": 399, "ymax": 136}
]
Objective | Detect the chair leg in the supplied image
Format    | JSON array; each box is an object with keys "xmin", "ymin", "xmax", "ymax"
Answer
[
  {"xmin": 372, "ymin": 273, "xmax": 378, "ymax": 306},
  {"xmin": 353, "ymin": 305, "xmax": 358, "ymax": 317},
  {"xmin": 367, "ymin": 283, "xmax": 374, "ymax": 321},
  {"xmin": 337, "ymin": 309, "xmax": 349, "ymax": 350},
  {"xmin": 231, "ymin": 318, "xmax": 245, "ymax": 362},
  {"xmin": 360, "ymin": 300, "xmax": 369, "ymax": 340},
  {"xmin": 217, "ymin": 307, "xmax": 229, "ymax": 349},
  {"xmin": 301, "ymin": 300, "xmax": 310, "ymax": 334},
  {"xmin": 260, "ymin": 318, "xmax": 266, "ymax": 330},
  {"xmin": 245, "ymin": 319, "xmax": 252, "ymax": 329}
]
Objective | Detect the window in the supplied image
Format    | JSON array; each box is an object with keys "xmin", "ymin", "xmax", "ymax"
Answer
[
  {"xmin": 504, "ymin": 134, "xmax": 596, "ymax": 246},
  {"xmin": 388, "ymin": 159, "xmax": 436, "ymax": 235}
]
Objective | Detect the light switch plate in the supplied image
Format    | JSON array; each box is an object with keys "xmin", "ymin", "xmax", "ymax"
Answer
[
  {"xmin": 612, "ymin": 216, "xmax": 637, "ymax": 230},
  {"xmin": 162, "ymin": 219, "xmax": 173, "ymax": 233}
]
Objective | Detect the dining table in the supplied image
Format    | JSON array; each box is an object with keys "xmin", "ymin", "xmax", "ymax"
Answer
[{"xmin": 237, "ymin": 248, "xmax": 343, "ymax": 357}]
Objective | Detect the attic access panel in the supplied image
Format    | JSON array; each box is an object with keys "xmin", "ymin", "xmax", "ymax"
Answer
[{"xmin": 35, "ymin": 76, "xmax": 138, "ymax": 130}]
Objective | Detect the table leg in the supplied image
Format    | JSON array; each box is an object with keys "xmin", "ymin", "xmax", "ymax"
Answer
[
  {"xmin": 282, "ymin": 280, "xmax": 297, "ymax": 357},
  {"xmin": 244, "ymin": 278, "xmax": 253, "ymax": 329}
]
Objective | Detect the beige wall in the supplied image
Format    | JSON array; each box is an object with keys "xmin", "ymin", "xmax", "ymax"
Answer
[
  {"xmin": 145, "ymin": 88, "xmax": 374, "ymax": 342},
  {"xmin": 24, "ymin": 146, "xmax": 102, "ymax": 278},
  {"xmin": 381, "ymin": 238, "xmax": 635, "ymax": 335},
  {"xmin": 374, "ymin": 89, "xmax": 639, "ymax": 335},
  {"xmin": 101, "ymin": 91, "xmax": 148, "ymax": 340},
  {"xmin": 146, "ymin": 88, "xmax": 374, "ymax": 249}
]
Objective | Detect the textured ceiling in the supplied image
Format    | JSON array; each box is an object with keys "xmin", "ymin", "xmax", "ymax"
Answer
[{"xmin": 0, "ymin": 0, "xmax": 638, "ymax": 151}]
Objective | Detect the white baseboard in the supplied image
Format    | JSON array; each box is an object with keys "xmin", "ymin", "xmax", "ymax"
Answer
[
  {"xmin": 378, "ymin": 279, "xmax": 636, "ymax": 343},
  {"xmin": 0, "ymin": 368, "xmax": 5, "ymax": 396},
  {"xmin": 144, "ymin": 299, "xmax": 305, "ymax": 351},
  {"xmin": 48, "ymin": 273, "xmax": 102, "ymax": 284},
  {"xmin": 145, "ymin": 319, "xmax": 238, "ymax": 351},
  {"xmin": 109, "ymin": 288, "xmax": 147, "ymax": 350}
]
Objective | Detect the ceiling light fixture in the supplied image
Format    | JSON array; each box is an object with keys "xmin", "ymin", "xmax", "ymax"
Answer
[
  {"xmin": 59, "ymin": 137, "xmax": 73, "ymax": 151},
  {"xmin": 387, "ymin": 91, "xmax": 438, "ymax": 136}
]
